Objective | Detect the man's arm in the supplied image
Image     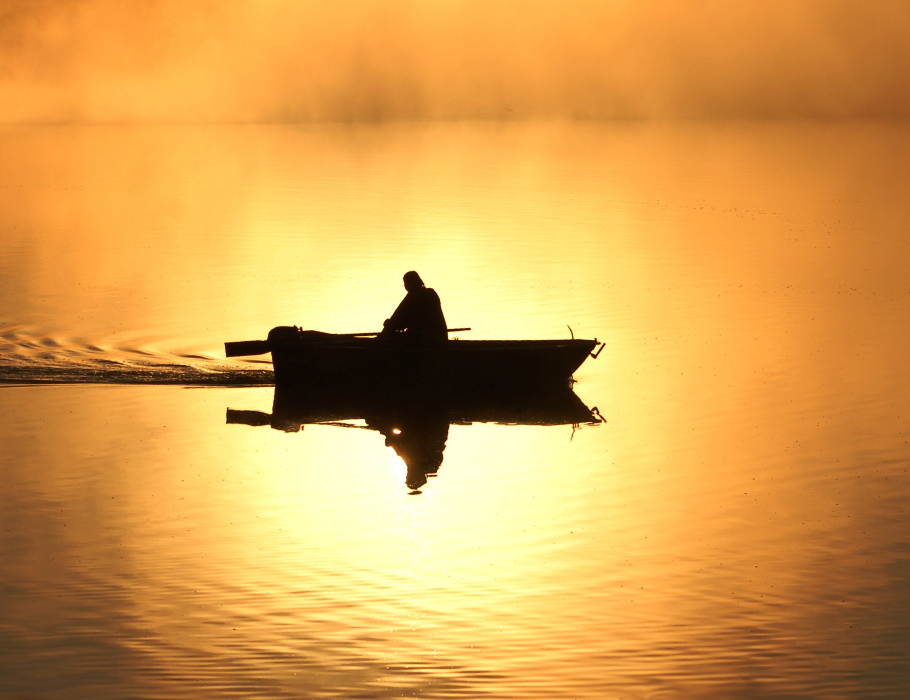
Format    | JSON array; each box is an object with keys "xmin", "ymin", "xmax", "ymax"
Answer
[{"xmin": 384, "ymin": 294, "xmax": 415, "ymax": 331}]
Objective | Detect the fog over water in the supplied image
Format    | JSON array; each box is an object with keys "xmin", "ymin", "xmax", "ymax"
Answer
[{"xmin": 2, "ymin": 0, "xmax": 910, "ymax": 123}]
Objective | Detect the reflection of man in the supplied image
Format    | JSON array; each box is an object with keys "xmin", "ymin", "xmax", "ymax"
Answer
[
  {"xmin": 380, "ymin": 271, "xmax": 447, "ymax": 344},
  {"xmin": 386, "ymin": 418, "xmax": 449, "ymax": 491},
  {"xmin": 368, "ymin": 402, "xmax": 450, "ymax": 492}
]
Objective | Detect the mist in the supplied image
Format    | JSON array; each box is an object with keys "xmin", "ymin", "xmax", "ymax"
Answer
[{"xmin": 2, "ymin": 0, "xmax": 909, "ymax": 123}]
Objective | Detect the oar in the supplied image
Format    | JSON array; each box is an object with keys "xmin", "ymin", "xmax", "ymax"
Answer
[{"xmin": 225, "ymin": 327, "xmax": 471, "ymax": 358}]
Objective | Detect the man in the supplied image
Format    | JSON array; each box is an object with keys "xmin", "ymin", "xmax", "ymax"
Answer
[{"xmin": 380, "ymin": 271, "xmax": 447, "ymax": 344}]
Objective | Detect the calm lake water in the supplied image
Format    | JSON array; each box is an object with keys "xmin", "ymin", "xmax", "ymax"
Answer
[{"xmin": 2, "ymin": 121, "xmax": 910, "ymax": 698}]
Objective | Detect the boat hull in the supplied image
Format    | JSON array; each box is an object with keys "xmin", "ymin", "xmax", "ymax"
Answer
[{"xmin": 268, "ymin": 335, "xmax": 598, "ymax": 395}]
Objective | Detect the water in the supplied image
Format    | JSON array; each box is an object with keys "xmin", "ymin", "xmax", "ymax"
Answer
[{"xmin": 2, "ymin": 121, "xmax": 910, "ymax": 698}]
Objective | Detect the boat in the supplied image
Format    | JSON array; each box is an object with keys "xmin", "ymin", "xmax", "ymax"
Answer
[{"xmin": 225, "ymin": 326, "xmax": 604, "ymax": 394}]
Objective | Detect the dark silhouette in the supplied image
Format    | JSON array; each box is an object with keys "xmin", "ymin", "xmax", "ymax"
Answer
[
  {"xmin": 380, "ymin": 271, "xmax": 447, "ymax": 344},
  {"xmin": 367, "ymin": 403, "xmax": 449, "ymax": 493},
  {"xmin": 226, "ymin": 382, "xmax": 603, "ymax": 493}
]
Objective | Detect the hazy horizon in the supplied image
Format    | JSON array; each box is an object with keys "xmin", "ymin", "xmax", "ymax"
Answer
[{"xmin": 2, "ymin": 0, "xmax": 909, "ymax": 124}]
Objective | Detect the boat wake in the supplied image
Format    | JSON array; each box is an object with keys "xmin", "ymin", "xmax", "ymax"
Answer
[{"xmin": 0, "ymin": 328, "xmax": 273, "ymax": 386}]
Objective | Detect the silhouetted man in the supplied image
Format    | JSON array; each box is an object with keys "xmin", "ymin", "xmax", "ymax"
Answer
[{"xmin": 380, "ymin": 271, "xmax": 447, "ymax": 344}]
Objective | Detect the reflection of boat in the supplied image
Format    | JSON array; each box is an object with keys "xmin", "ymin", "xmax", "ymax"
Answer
[
  {"xmin": 226, "ymin": 328, "xmax": 604, "ymax": 393},
  {"xmin": 227, "ymin": 383, "xmax": 602, "ymax": 493},
  {"xmin": 228, "ymin": 383, "xmax": 602, "ymax": 432}
]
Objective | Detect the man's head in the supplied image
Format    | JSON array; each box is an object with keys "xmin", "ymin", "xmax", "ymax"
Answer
[{"xmin": 403, "ymin": 271, "xmax": 424, "ymax": 292}]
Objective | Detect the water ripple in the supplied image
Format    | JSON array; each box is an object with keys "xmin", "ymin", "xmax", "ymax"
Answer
[{"xmin": 0, "ymin": 328, "xmax": 271, "ymax": 386}]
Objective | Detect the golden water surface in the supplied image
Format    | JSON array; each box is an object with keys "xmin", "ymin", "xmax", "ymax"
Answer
[{"xmin": 1, "ymin": 122, "xmax": 909, "ymax": 698}]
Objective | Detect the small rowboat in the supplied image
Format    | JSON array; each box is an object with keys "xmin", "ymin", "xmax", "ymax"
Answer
[{"xmin": 226, "ymin": 326, "xmax": 604, "ymax": 394}]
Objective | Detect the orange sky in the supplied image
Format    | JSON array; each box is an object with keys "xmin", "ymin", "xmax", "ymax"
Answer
[{"xmin": 1, "ymin": 0, "xmax": 909, "ymax": 123}]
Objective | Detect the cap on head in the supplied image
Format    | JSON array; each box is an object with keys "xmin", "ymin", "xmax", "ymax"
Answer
[{"xmin": 403, "ymin": 271, "xmax": 424, "ymax": 291}]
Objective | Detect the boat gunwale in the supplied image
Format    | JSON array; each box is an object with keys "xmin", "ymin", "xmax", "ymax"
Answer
[{"xmin": 271, "ymin": 337, "xmax": 598, "ymax": 352}]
